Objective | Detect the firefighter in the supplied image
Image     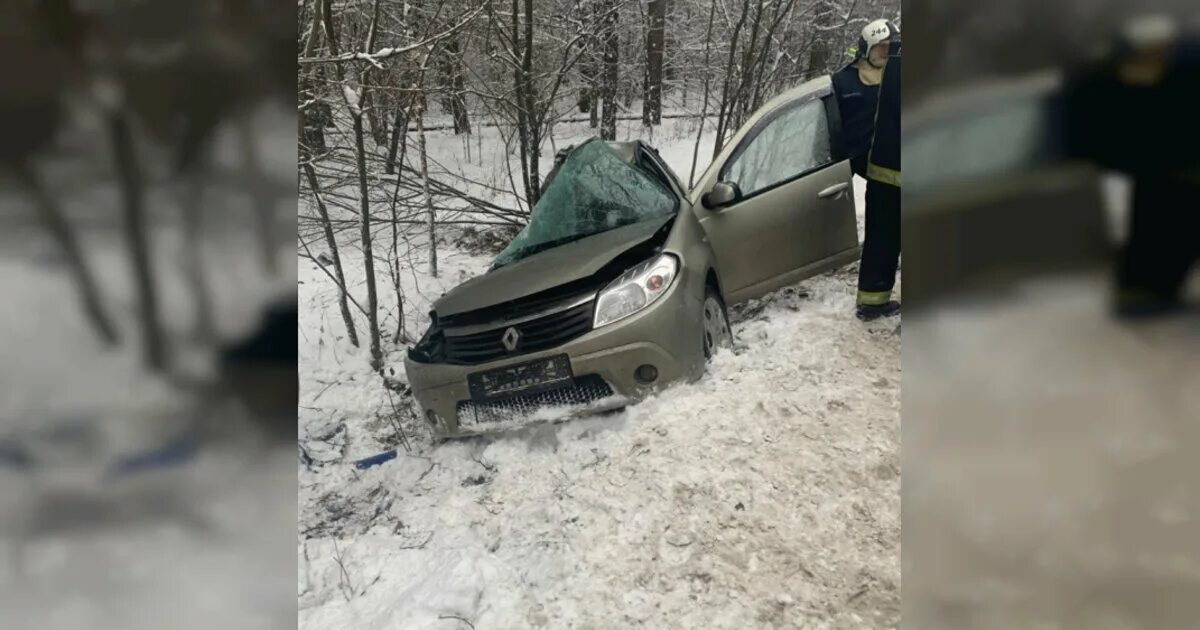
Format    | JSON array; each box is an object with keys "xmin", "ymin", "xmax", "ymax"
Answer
[
  {"xmin": 832, "ymin": 19, "xmax": 898, "ymax": 178},
  {"xmin": 1063, "ymin": 17, "xmax": 1200, "ymax": 318},
  {"xmin": 855, "ymin": 37, "xmax": 902, "ymax": 321}
]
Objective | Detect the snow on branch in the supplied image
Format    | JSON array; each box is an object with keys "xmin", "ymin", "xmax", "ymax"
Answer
[{"xmin": 342, "ymin": 85, "xmax": 362, "ymax": 116}]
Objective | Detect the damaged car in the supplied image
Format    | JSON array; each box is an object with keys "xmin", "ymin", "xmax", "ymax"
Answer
[{"xmin": 405, "ymin": 75, "xmax": 860, "ymax": 438}]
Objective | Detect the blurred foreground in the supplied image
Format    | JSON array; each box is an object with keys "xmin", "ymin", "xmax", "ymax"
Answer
[
  {"xmin": 0, "ymin": 1, "xmax": 296, "ymax": 627},
  {"xmin": 903, "ymin": 8, "xmax": 1199, "ymax": 629}
]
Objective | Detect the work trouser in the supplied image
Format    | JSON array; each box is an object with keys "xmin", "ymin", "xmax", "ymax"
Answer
[
  {"xmin": 1115, "ymin": 175, "xmax": 1198, "ymax": 308},
  {"xmin": 851, "ymin": 153, "xmax": 869, "ymax": 180},
  {"xmin": 857, "ymin": 179, "xmax": 901, "ymax": 306}
]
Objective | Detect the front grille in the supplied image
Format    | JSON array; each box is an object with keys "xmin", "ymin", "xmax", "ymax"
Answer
[
  {"xmin": 443, "ymin": 299, "xmax": 595, "ymax": 364},
  {"xmin": 457, "ymin": 374, "xmax": 616, "ymax": 425}
]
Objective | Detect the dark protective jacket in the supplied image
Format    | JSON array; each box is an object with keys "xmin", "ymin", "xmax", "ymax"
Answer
[
  {"xmin": 867, "ymin": 40, "xmax": 901, "ymax": 187},
  {"xmin": 832, "ymin": 61, "xmax": 881, "ymax": 177},
  {"xmin": 1064, "ymin": 31, "xmax": 1200, "ymax": 178}
]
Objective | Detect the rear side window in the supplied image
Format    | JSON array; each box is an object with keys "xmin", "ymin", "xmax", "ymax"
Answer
[{"xmin": 722, "ymin": 97, "xmax": 833, "ymax": 197}]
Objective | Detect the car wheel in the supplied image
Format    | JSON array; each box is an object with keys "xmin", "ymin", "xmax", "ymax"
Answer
[{"xmin": 702, "ymin": 285, "xmax": 733, "ymax": 360}]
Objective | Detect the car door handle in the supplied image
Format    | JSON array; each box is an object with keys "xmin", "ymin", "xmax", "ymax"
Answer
[{"xmin": 817, "ymin": 182, "xmax": 850, "ymax": 199}]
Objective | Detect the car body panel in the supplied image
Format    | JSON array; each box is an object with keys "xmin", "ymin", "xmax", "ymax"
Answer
[
  {"xmin": 698, "ymin": 161, "xmax": 860, "ymax": 304},
  {"xmin": 434, "ymin": 214, "xmax": 675, "ymax": 317},
  {"xmin": 689, "ymin": 75, "xmax": 860, "ymax": 303}
]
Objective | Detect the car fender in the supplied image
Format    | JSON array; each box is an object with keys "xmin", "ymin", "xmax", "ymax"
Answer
[{"xmin": 664, "ymin": 203, "xmax": 723, "ymax": 307}]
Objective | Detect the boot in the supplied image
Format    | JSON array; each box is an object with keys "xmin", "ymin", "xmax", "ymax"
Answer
[{"xmin": 856, "ymin": 300, "xmax": 901, "ymax": 321}]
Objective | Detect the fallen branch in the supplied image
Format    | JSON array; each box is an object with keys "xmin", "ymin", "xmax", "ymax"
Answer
[
  {"xmin": 438, "ymin": 614, "xmax": 477, "ymax": 630},
  {"xmin": 383, "ymin": 388, "xmax": 413, "ymax": 453},
  {"xmin": 332, "ymin": 540, "xmax": 354, "ymax": 602}
]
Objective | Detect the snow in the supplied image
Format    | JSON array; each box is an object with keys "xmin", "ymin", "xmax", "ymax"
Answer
[
  {"xmin": 343, "ymin": 86, "xmax": 363, "ymax": 116},
  {"xmin": 299, "ymin": 111, "xmax": 898, "ymax": 628}
]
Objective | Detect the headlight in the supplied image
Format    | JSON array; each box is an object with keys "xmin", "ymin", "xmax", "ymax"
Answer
[{"xmin": 594, "ymin": 253, "xmax": 679, "ymax": 328}]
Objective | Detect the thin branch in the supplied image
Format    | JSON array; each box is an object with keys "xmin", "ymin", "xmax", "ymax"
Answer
[
  {"xmin": 299, "ymin": 6, "xmax": 485, "ymax": 67},
  {"xmin": 438, "ymin": 615, "xmax": 477, "ymax": 630}
]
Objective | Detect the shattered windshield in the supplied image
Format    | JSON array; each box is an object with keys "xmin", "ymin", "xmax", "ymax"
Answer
[{"xmin": 494, "ymin": 139, "xmax": 677, "ymax": 267}]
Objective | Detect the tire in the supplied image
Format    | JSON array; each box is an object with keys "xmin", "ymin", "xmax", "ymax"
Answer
[{"xmin": 702, "ymin": 284, "xmax": 733, "ymax": 360}]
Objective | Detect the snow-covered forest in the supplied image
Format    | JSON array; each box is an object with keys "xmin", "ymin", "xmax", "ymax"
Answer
[{"xmin": 298, "ymin": 0, "xmax": 900, "ymax": 627}]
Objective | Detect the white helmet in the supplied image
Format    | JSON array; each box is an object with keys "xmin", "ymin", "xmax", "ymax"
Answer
[{"xmin": 857, "ymin": 19, "xmax": 898, "ymax": 59}]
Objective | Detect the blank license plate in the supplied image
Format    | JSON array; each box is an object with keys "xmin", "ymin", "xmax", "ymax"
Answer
[{"xmin": 467, "ymin": 354, "xmax": 573, "ymax": 402}]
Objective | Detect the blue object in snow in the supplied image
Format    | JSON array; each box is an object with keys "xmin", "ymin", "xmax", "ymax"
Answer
[
  {"xmin": 106, "ymin": 433, "xmax": 200, "ymax": 479},
  {"xmin": 354, "ymin": 449, "xmax": 397, "ymax": 470}
]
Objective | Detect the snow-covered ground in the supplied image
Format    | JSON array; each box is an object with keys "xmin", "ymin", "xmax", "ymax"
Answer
[{"xmin": 299, "ymin": 114, "xmax": 900, "ymax": 628}]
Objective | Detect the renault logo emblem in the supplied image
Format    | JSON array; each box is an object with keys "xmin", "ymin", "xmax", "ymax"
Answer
[{"xmin": 501, "ymin": 327, "xmax": 521, "ymax": 352}]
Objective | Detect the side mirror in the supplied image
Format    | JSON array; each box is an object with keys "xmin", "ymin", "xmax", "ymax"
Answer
[{"xmin": 702, "ymin": 181, "xmax": 741, "ymax": 209}]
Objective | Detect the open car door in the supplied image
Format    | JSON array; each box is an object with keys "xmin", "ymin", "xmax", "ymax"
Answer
[
  {"xmin": 903, "ymin": 71, "xmax": 1111, "ymax": 307},
  {"xmin": 690, "ymin": 76, "xmax": 859, "ymax": 304}
]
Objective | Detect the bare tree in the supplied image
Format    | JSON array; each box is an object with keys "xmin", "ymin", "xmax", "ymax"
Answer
[
  {"xmin": 13, "ymin": 163, "xmax": 120, "ymax": 346},
  {"xmin": 236, "ymin": 114, "xmax": 282, "ymax": 276},
  {"xmin": 688, "ymin": 0, "xmax": 719, "ymax": 188},
  {"xmin": 347, "ymin": 86, "xmax": 384, "ymax": 371},
  {"xmin": 415, "ymin": 96, "xmax": 438, "ymax": 278},
  {"xmin": 442, "ymin": 36, "xmax": 471, "ymax": 135},
  {"xmin": 110, "ymin": 112, "xmax": 168, "ymax": 371},
  {"xmin": 712, "ymin": 0, "xmax": 752, "ymax": 158},
  {"xmin": 600, "ymin": 1, "xmax": 619, "ymax": 141},
  {"xmin": 303, "ymin": 162, "xmax": 359, "ymax": 347},
  {"xmin": 176, "ymin": 163, "xmax": 217, "ymax": 344},
  {"xmin": 642, "ymin": 0, "xmax": 666, "ymax": 127}
]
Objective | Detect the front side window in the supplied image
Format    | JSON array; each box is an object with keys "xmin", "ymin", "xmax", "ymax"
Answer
[{"xmin": 723, "ymin": 97, "xmax": 833, "ymax": 197}]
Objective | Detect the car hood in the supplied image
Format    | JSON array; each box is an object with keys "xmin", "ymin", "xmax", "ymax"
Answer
[{"xmin": 434, "ymin": 215, "xmax": 674, "ymax": 317}]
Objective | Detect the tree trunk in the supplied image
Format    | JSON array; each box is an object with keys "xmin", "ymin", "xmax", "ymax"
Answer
[
  {"xmin": 351, "ymin": 110, "xmax": 383, "ymax": 371},
  {"xmin": 643, "ymin": 0, "xmax": 666, "ymax": 127},
  {"xmin": 586, "ymin": 1, "xmax": 601, "ymax": 129},
  {"xmin": 360, "ymin": 0, "xmax": 386, "ymax": 146},
  {"xmin": 178, "ymin": 164, "xmax": 217, "ymax": 345},
  {"xmin": 16, "ymin": 162, "xmax": 119, "ymax": 346},
  {"xmin": 385, "ymin": 106, "xmax": 409, "ymax": 175},
  {"xmin": 806, "ymin": 1, "xmax": 836, "ymax": 80},
  {"xmin": 446, "ymin": 37, "xmax": 471, "ymax": 135},
  {"xmin": 362, "ymin": 88, "xmax": 388, "ymax": 147},
  {"xmin": 689, "ymin": 0, "xmax": 719, "ymax": 188},
  {"xmin": 713, "ymin": 0, "xmax": 751, "ymax": 158},
  {"xmin": 522, "ymin": 0, "xmax": 540, "ymax": 203},
  {"xmin": 303, "ymin": 161, "xmax": 359, "ymax": 347},
  {"xmin": 237, "ymin": 113, "xmax": 280, "ymax": 276},
  {"xmin": 511, "ymin": 0, "xmax": 533, "ymax": 207},
  {"xmin": 590, "ymin": 90, "xmax": 600, "ymax": 129},
  {"xmin": 110, "ymin": 112, "xmax": 167, "ymax": 371},
  {"xmin": 728, "ymin": 0, "xmax": 766, "ymax": 136},
  {"xmin": 388, "ymin": 138, "xmax": 411, "ymax": 345},
  {"xmin": 416, "ymin": 103, "xmax": 438, "ymax": 279},
  {"xmin": 600, "ymin": 3, "xmax": 619, "ymax": 141}
]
